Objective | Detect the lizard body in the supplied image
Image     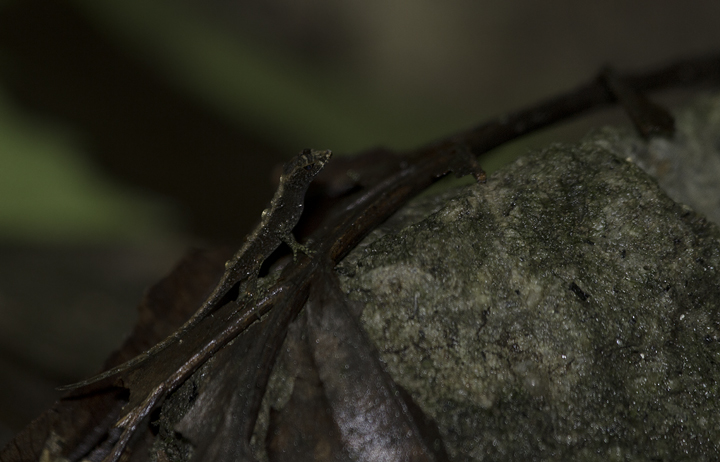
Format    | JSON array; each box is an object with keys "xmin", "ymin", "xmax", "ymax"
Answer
[{"xmin": 60, "ymin": 149, "xmax": 332, "ymax": 390}]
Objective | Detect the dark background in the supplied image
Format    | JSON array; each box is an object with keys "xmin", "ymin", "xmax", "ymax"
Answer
[{"xmin": 2, "ymin": 0, "xmax": 720, "ymax": 446}]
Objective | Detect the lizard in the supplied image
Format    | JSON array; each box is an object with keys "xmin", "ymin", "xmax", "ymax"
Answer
[{"xmin": 59, "ymin": 148, "xmax": 333, "ymax": 391}]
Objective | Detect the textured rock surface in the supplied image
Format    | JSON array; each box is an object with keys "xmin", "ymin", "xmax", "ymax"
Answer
[{"xmin": 320, "ymin": 104, "xmax": 720, "ymax": 460}]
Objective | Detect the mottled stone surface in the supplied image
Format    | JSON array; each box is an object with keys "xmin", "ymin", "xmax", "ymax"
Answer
[{"xmin": 330, "ymin": 119, "xmax": 720, "ymax": 459}]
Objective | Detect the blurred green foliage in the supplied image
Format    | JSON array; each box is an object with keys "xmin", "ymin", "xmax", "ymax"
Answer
[{"xmin": 0, "ymin": 89, "xmax": 179, "ymax": 244}]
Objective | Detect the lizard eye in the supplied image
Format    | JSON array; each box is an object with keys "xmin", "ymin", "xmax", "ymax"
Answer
[{"xmin": 304, "ymin": 164, "xmax": 315, "ymax": 171}]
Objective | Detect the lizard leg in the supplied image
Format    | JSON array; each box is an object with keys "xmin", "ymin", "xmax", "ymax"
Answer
[
  {"xmin": 241, "ymin": 274, "xmax": 260, "ymax": 299},
  {"xmin": 283, "ymin": 232, "xmax": 313, "ymax": 261}
]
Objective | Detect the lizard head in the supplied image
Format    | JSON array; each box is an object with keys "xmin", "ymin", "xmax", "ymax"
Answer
[{"xmin": 282, "ymin": 149, "xmax": 333, "ymax": 178}]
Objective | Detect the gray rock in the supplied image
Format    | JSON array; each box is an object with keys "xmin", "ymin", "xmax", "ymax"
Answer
[{"xmin": 325, "ymin": 104, "xmax": 720, "ymax": 460}]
